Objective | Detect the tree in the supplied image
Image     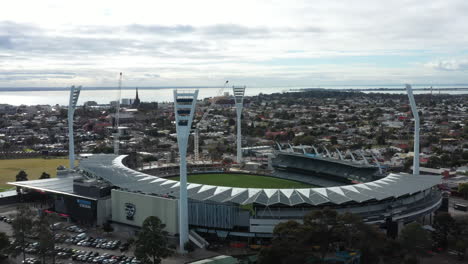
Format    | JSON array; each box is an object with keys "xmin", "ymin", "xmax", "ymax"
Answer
[
  {"xmin": 381, "ymin": 238, "xmax": 404, "ymax": 264},
  {"xmin": 11, "ymin": 204, "xmax": 35, "ymax": 262},
  {"xmin": 258, "ymin": 220, "xmax": 311, "ymax": 264},
  {"xmin": 403, "ymin": 158, "xmax": 413, "ymax": 172},
  {"xmin": 338, "ymin": 213, "xmax": 387, "ymax": 264},
  {"xmin": 15, "ymin": 170, "xmax": 29, "ymax": 194},
  {"xmin": 228, "ymin": 118, "xmax": 236, "ymax": 126},
  {"xmin": 39, "ymin": 172, "xmax": 51, "ymax": 179},
  {"xmin": 15, "ymin": 170, "xmax": 28, "ymax": 181},
  {"xmin": 292, "ymin": 135, "xmax": 315, "ymax": 146},
  {"xmin": 102, "ymin": 222, "xmax": 114, "ymax": 235},
  {"xmin": 303, "ymin": 209, "xmax": 343, "ymax": 262},
  {"xmin": 184, "ymin": 241, "xmax": 195, "ymax": 253},
  {"xmin": 134, "ymin": 216, "xmax": 173, "ymax": 264},
  {"xmin": 458, "ymin": 183, "xmax": 468, "ymax": 200},
  {"xmin": 35, "ymin": 215, "xmax": 55, "ymax": 264},
  {"xmin": 259, "ymin": 209, "xmax": 388, "ymax": 264},
  {"xmin": 92, "ymin": 144, "xmax": 113, "ymax": 154},
  {"xmin": 433, "ymin": 212, "xmax": 455, "ymax": 249},
  {"xmin": 376, "ymin": 135, "xmax": 386, "ymax": 145},
  {"xmin": 399, "ymin": 222, "xmax": 432, "ymax": 262},
  {"xmin": 0, "ymin": 232, "xmax": 9, "ymax": 256},
  {"xmin": 449, "ymin": 218, "xmax": 468, "ymax": 260}
]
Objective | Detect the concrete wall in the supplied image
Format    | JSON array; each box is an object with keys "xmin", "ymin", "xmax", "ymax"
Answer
[
  {"xmin": 97, "ymin": 198, "xmax": 112, "ymax": 226},
  {"xmin": 111, "ymin": 189, "xmax": 178, "ymax": 234}
]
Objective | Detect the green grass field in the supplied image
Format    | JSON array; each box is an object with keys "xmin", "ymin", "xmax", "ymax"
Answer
[
  {"xmin": 0, "ymin": 158, "xmax": 71, "ymax": 190},
  {"xmin": 168, "ymin": 173, "xmax": 314, "ymax": 189}
]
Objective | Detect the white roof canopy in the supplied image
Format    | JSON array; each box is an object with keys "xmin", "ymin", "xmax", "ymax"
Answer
[{"xmin": 79, "ymin": 154, "xmax": 441, "ymax": 206}]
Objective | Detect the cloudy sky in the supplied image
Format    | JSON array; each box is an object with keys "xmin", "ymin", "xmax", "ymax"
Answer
[{"xmin": 1, "ymin": 0, "xmax": 468, "ymax": 87}]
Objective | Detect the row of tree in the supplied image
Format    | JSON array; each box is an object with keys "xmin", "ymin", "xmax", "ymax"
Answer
[
  {"xmin": 7, "ymin": 202, "xmax": 468, "ymax": 264},
  {"xmin": 433, "ymin": 212, "xmax": 468, "ymax": 255},
  {"xmin": 16, "ymin": 170, "xmax": 51, "ymax": 182},
  {"xmin": 258, "ymin": 209, "xmax": 468, "ymax": 264},
  {"xmin": 10, "ymin": 205, "xmax": 57, "ymax": 264}
]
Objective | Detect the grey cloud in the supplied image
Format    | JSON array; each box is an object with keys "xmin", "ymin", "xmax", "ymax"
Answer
[
  {"xmin": 144, "ymin": 74, "xmax": 160, "ymax": 78},
  {"xmin": 0, "ymin": 70, "xmax": 76, "ymax": 81},
  {"xmin": 1, "ymin": 31, "xmax": 216, "ymax": 59},
  {"xmin": 75, "ymin": 24, "xmax": 195, "ymax": 35},
  {"xmin": 0, "ymin": 21, "xmax": 41, "ymax": 35},
  {"xmin": 0, "ymin": 21, "xmax": 218, "ymax": 57},
  {"xmin": 202, "ymin": 24, "xmax": 270, "ymax": 37},
  {"xmin": 75, "ymin": 26, "xmax": 119, "ymax": 35},
  {"xmin": 0, "ymin": 36, "xmax": 12, "ymax": 49},
  {"xmin": 427, "ymin": 59, "xmax": 468, "ymax": 71},
  {"xmin": 80, "ymin": 23, "xmax": 322, "ymax": 38},
  {"xmin": 6, "ymin": 35, "xmax": 136, "ymax": 55},
  {"xmin": 0, "ymin": 75, "xmax": 74, "ymax": 81},
  {"xmin": 127, "ymin": 24, "xmax": 195, "ymax": 34},
  {"xmin": 0, "ymin": 70, "xmax": 75, "ymax": 76},
  {"xmin": 285, "ymin": 26, "xmax": 323, "ymax": 33}
]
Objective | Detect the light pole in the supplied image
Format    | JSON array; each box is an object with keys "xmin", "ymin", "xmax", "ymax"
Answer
[
  {"xmin": 173, "ymin": 89, "xmax": 198, "ymax": 253},
  {"xmin": 68, "ymin": 85, "xmax": 81, "ymax": 169},
  {"xmin": 114, "ymin": 72, "xmax": 123, "ymax": 155},
  {"xmin": 406, "ymin": 84, "xmax": 420, "ymax": 175},
  {"xmin": 232, "ymin": 86, "xmax": 246, "ymax": 163}
]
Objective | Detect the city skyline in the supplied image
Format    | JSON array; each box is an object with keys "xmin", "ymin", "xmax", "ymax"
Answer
[{"xmin": 1, "ymin": 0, "xmax": 468, "ymax": 87}]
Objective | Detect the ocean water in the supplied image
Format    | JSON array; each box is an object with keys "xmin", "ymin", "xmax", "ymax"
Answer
[{"xmin": 0, "ymin": 85, "xmax": 466, "ymax": 106}]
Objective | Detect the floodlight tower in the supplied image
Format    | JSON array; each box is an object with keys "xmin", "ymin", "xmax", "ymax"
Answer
[
  {"xmin": 173, "ymin": 89, "xmax": 198, "ymax": 252},
  {"xmin": 68, "ymin": 85, "xmax": 81, "ymax": 169},
  {"xmin": 114, "ymin": 73, "xmax": 123, "ymax": 155},
  {"xmin": 232, "ymin": 85, "xmax": 246, "ymax": 163},
  {"xmin": 406, "ymin": 84, "xmax": 420, "ymax": 175}
]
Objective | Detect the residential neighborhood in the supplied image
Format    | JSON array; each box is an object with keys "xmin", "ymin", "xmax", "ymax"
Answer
[{"xmin": 0, "ymin": 90, "xmax": 467, "ymax": 180}]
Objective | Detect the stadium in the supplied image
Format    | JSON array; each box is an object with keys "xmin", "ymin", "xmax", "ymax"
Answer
[
  {"xmin": 8, "ymin": 85, "xmax": 443, "ymax": 248},
  {"xmin": 10, "ymin": 153, "xmax": 443, "ymax": 241}
]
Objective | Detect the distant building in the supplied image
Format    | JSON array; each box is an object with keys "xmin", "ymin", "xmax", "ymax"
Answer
[
  {"xmin": 84, "ymin": 101, "xmax": 98, "ymax": 107},
  {"xmin": 121, "ymin": 98, "xmax": 133, "ymax": 105},
  {"xmin": 132, "ymin": 88, "xmax": 140, "ymax": 108}
]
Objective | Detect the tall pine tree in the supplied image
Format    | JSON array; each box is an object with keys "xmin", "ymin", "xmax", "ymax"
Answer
[{"xmin": 135, "ymin": 216, "xmax": 173, "ymax": 264}]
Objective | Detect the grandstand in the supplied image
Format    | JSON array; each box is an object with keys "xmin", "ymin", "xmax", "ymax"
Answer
[{"xmin": 272, "ymin": 150, "xmax": 382, "ymax": 183}]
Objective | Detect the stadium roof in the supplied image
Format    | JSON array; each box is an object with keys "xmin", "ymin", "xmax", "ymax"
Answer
[
  {"xmin": 79, "ymin": 154, "xmax": 442, "ymax": 206},
  {"xmin": 8, "ymin": 177, "xmax": 97, "ymax": 200}
]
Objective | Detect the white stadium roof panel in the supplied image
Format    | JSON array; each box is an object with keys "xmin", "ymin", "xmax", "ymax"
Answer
[{"xmin": 73, "ymin": 154, "xmax": 442, "ymax": 206}]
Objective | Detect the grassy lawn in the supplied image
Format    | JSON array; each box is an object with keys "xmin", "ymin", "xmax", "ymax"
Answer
[
  {"xmin": 168, "ymin": 173, "xmax": 314, "ymax": 189},
  {"xmin": 0, "ymin": 158, "xmax": 71, "ymax": 189}
]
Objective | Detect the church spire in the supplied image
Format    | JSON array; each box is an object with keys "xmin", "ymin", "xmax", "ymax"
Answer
[{"xmin": 132, "ymin": 87, "xmax": 141, "ymax": 107}]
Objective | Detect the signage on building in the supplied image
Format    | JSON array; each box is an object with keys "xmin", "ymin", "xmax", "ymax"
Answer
[
  {"xmin": 77, "ymin": 199, "xmax": 92, "ymax": 209},
  {"xmin": 125, "ymin": 203, "xmax": 136, "ymax": 220}
]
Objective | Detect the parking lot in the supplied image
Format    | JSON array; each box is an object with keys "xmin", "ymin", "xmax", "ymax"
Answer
[
  {"xmin": 0, "ymin": 204, "xmax": 139, "ymax": 264},
  {"xmin": 0, "ymin": 203, "xmax": 239, "ymax": 264}
]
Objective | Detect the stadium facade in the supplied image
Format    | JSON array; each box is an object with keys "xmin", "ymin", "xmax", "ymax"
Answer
[{"xmin": 10, "ymin": 153, "xmax": 442, "ymax": 239}]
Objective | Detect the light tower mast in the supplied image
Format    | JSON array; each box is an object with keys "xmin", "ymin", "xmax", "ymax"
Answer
[
  {"xmin": 68, "ymin": 85, "xmax": 81, "ymax": 169},
  {"xmin": 114, "ymin": 73, "xmax": 123, "ymax": 155},
  {"xmin": 173, "ymin": 89, "xmax": 198, "ymax": 252},
  {"xmin": 233, "ymin": 85, "xmax": 246, "ymax": 163},
  {"xmin": 406, "ymin": 84, "xmax": 420, "ymax": 175}
]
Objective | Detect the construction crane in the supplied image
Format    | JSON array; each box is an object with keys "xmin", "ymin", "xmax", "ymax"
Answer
[
  {"xmin": 113, "ymin": 72, "xmax": 123, "ymax": 155},
  {"xmin": 194, "ymin": 80, "xmax": 229, "ymax": 160}
]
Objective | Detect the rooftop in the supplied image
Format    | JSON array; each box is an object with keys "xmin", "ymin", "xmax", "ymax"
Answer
[{"xmin": 79, "ymin": 154, "xmax": 442, "ymax": 206}]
